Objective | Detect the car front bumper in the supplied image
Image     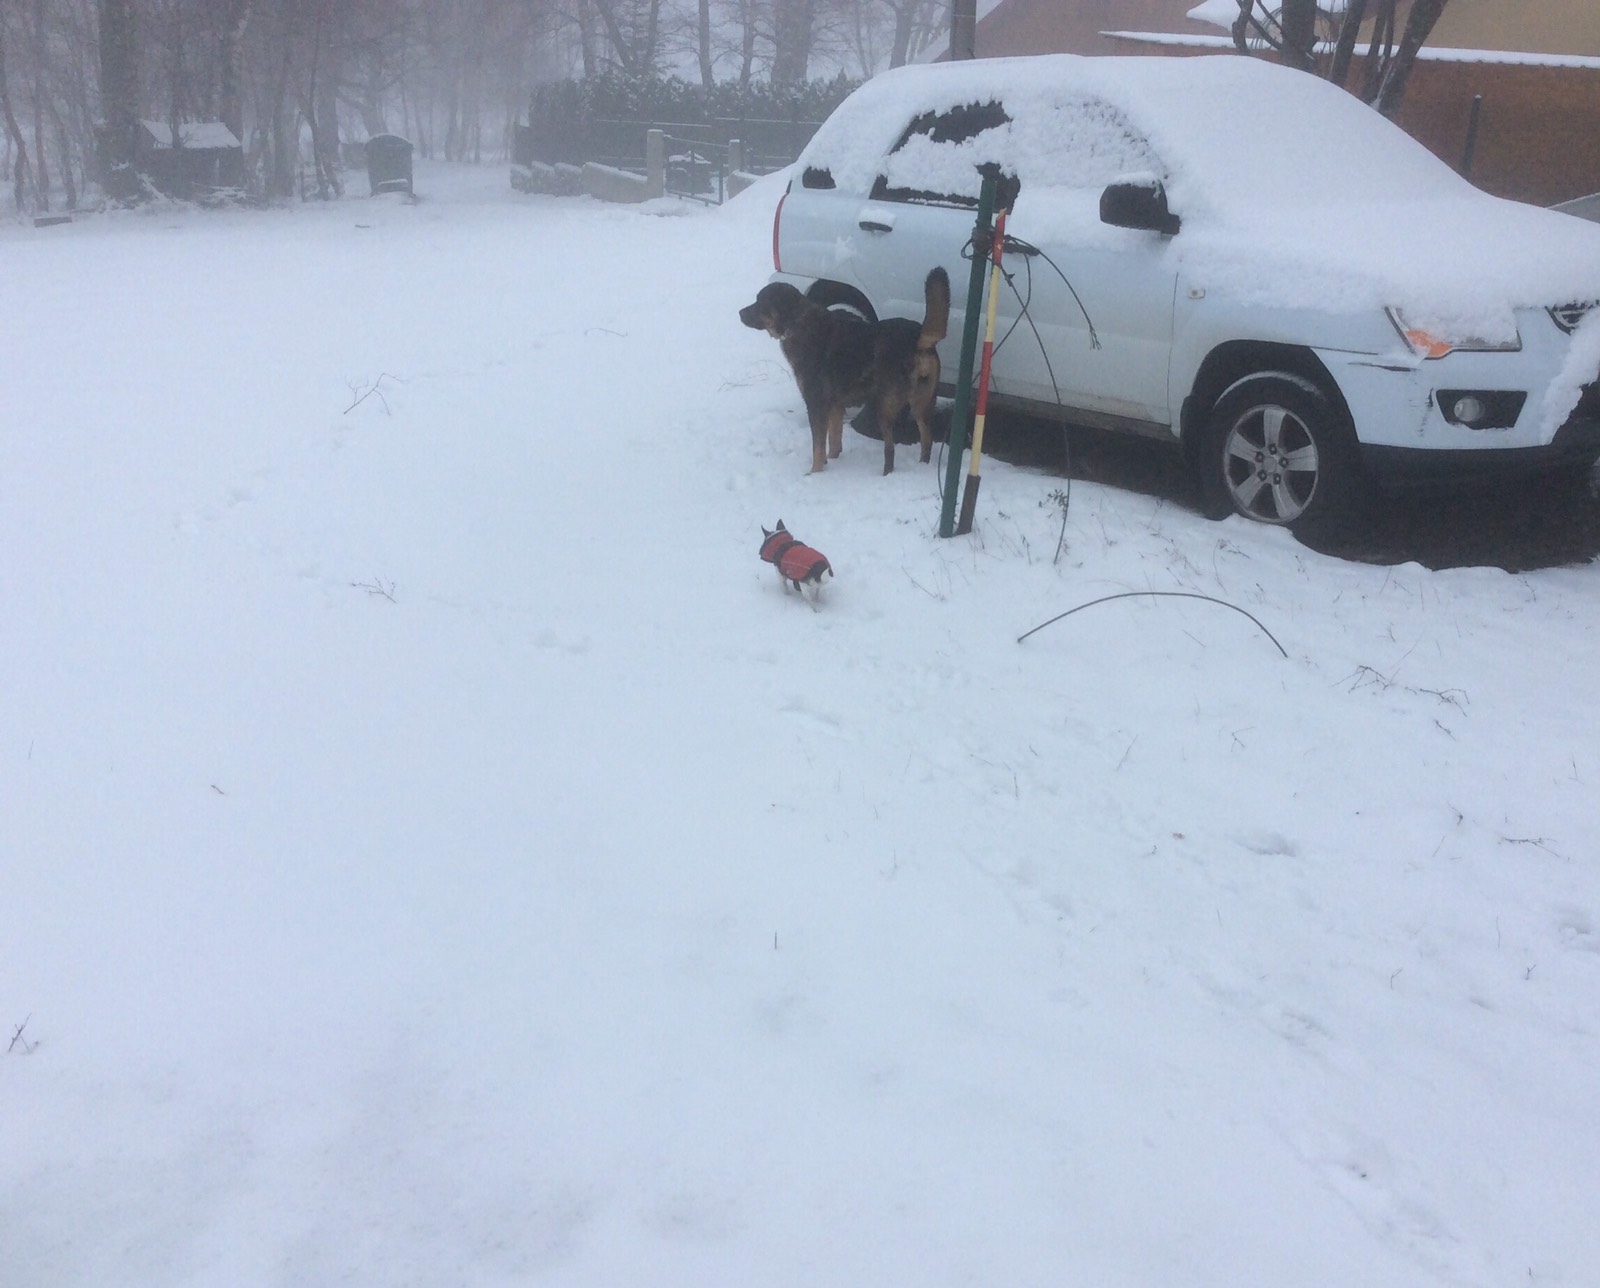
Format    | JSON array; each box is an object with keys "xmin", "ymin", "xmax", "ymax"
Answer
[{"xmin": 1359, "ymin": 389, "xmax": 1600, "ymax": 486}]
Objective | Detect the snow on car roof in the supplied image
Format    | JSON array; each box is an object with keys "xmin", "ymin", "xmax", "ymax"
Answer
[{"xmin": 798, "ymin": 53, "xmax": 1600, "ymax": 337}]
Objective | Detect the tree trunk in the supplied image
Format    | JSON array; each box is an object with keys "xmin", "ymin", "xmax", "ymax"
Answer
[
  {"xmin": 0, "ymin": 18, "xmax": 36, "ymax": 211},
  {"xmin": 317, "ymin": 1, "xmax": 342, "ymax": 190},
  {"xmin": 218, "ymin": 0, "xmax": 251, "ymax": 147},
  {"xmin": 771, "ymin": 0, "xmax": 815, "ymax": 86},
  {"xmin": 641, "ymin": 0, "xmax": 661, "ymax": 78},
  {"xmin": 266, "ymin": 1, "xmax": 297, "ymax": 199},
  {"xmin": 737, "ymin": 0, "xmax": 754, "ymax": 91},
  {"xmin": 1327, "ymin": 0, "xmax": 1369, "ymax": 89},
  {"xmin": 1230, "ymin": 0, "xmax": 1253, "ymax": 51},
  {"xmin": 1278, "ymin": 0, "xmax": 1316, "ymax": 71},
  {"xmin": 96, "ymin": 0, "xmax": 140, "ymax": 203},
  {"xmin": 1376, "ymin": 0, "xmax": 1449, "ymax": 117},
  {"xmin": 890, "ymin": 0, "xmax": 916, "ymax": 68},
  {"xmin": 1358, "ymin": 0, "xmax": 1398, "ymax": 103},
  {"xmin": 590, "ymin": 0, "xmax": 637, "ymax": 73},
  {"xmin": 697, "ymin": 0, "xmax": 713, "ymax": 88},
  {"xmin": 49, "ymin": 102, "xmax": 77, "ymax": 208},
  {"xmin": 576, "ymin": 0, "xmax": 598, "ymax": 79},
  {"xmin": 30, "ymin": 0, "xmax": 50, "ymax": 210}
]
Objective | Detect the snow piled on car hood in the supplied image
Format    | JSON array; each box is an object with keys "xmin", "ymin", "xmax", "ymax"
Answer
[{"xmin": 798, "ymin": 54, "xmax": 1600, "ymax": 339}]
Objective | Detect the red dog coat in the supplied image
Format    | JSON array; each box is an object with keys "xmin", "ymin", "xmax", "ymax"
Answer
[{"xmin": 760, "ymin": 523, "xmax": 832, "ymax": 590}]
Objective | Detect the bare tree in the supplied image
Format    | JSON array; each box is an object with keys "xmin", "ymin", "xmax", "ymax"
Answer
[
  {"xmin": 0, "ymin": 3, "xmax": 39, "ymax": 210},
  {"xmin": 1374, "ymin": 0, "xmax": 1448, "ymax": 117},
  {"xmin": 882, "ymin": 0, "xmax": 940, "ymax": 68},
  {"xmin": 589, "ymin": 0, "xmax": 661, "ymax": 74},
  {"xmin": 695, "ymin": 0, "xmax": 713, "ymax": 86},
  {"xmin": 96, "ymin": 0, "xmax": 140, "ymax": 201},
  {"xmin": 303, "ymin": 0, "xmax": 340, "ymax": 195},
  {"xmin": 217, "ymin": 0, "xmax": 250, "ymax": 143},
  {"xmin": 770, "ymin": 0, "xmax": 814, "ymax": 85},
  {"xmin": 1277, "ymin": 0, "xmax": 1315, "ymax": 70},
  {"xmin": 1231, "ymin": 0, "xmax": 1450, "ymax": 116}
]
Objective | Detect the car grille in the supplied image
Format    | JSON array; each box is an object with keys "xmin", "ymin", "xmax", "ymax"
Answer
[{"xmin": 1549, "ymin": 301, "xmax": 1597, "ymax": 333}]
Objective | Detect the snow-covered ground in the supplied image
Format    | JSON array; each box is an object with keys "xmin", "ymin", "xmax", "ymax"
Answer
[{"xmin": 4, "ymin": 162, "xmax": 1598, "ymax": 1287}]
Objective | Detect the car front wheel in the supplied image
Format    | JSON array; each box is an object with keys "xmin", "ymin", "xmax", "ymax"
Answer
[{"xmin": 1201, "ymin": 372, "xmax": 1359, "ymax": 529}]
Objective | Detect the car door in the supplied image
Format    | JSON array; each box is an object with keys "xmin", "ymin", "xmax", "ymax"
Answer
[
  {"xmin": 999, "ymin": 194, "xmax": 1180, "ymax": 428},
  {"xmin": 842, "ymin": 94, "xmax": 1180, "ymax": 429}
]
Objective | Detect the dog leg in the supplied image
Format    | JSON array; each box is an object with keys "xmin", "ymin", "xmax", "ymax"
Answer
[
  {"xmin": 877, "ymin": 396, "xmax": 901, "ymax": 474},
  {"xmin": 826, "ymin": 406, "xmax": 845, "ymax": 461},
  {"xmin": 914, "ymin": 352, "xmax": 941, "ymax": 463},
  {"xmin": 805, "ymin": 397, "xmax": 830, "ymax": 473},
  {"xmin": 914, "ymin": 404, "xmax": 934, "ymax": 463}
]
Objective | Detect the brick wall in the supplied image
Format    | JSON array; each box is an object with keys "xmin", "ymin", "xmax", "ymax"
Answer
[{"xmin": 1393, "ymin": 60, "xmax": 1600, "ymax": 205}]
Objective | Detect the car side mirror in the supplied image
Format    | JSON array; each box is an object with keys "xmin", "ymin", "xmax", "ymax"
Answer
[{"xmin": 1100, "ymin": 178, "xmax": 1181, "ymax": 236}]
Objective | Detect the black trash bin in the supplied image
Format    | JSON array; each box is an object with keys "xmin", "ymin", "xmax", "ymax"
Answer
[{"xmin": 366, "ymin": 134, "xmax": 414, "ymax": 196}]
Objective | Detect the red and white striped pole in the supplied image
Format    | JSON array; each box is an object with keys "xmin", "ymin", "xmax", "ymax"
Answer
[{"xmin": 955, "ymin": 204, "xmax": 1009, "ymax": 537}]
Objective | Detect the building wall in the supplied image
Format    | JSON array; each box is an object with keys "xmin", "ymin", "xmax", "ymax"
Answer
[
  {"xmin": 967, "ymin": 0, "xmax": 1600, "ymax": 205},
  {"xmin": 1429, "ymin": 0, "xmax": 1600, "ymax": 58},
  {"xmin": 971, "ymin": 0, "xmax": 1217, "ymax": 58},
  {"xmin": 1393, "ymin": 59, "xmax": 1600, "ymax": 205}
]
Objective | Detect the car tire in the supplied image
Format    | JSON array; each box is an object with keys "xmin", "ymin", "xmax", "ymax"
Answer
[{"xmin": 1199, "ymin": 372, "xmax": 1361, "ymax": 531}]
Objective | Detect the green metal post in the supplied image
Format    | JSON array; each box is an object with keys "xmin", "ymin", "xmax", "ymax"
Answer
[{"xmin": 939, "ymin": 173, "xmax": 997, "ymax": 539}]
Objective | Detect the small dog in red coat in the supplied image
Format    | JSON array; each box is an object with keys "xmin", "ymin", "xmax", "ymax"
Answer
[{"xmin": 759, "ymin": 520, "xmax": 832, "ymax": 606}]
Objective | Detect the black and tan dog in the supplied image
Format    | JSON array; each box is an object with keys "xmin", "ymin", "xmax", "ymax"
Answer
[{"xmin": 740, "ymin": 268, "xmax": 950, "ymax": 474}]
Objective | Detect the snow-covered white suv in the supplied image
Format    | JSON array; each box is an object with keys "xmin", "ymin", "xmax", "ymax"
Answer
[{"xmin": 766, "ymin": 53, "xmax": 1600, "ymax": 528}]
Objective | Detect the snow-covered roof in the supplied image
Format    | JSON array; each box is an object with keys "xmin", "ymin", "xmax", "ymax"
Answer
[
  {"xmin": 1108, "ymin": 29, "xmax": 1600, "ymax": 69},
  {"xmin": 140, "ymin": 120, "xmax": 242, "ymax": 150},
  {"xmin": 797, "ymin": 53, "xmax": 1600, "ymax": 337},
  {"xmin": 1187, "ymin": 0, "xmax": 1352, "ymax": 29}
]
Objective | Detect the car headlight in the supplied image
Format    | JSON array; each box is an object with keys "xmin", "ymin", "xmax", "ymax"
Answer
[{"xmin": 1386, "ymin": 308, "xmax": 1521, "ymax": 359}]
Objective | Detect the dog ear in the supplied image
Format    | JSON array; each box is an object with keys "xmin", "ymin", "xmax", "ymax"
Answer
[
  {"xmin": 761, "ymin": 524, "xmax": 774, "ymax": 539},
  {"xmin": 776, "ymin": 519, "xmax": 787, "ymax": 532}
]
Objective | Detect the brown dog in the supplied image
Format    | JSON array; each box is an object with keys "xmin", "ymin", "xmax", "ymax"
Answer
[{"xmin": 740, "ymin": 269, "xmax": 949, "ymax": 474}]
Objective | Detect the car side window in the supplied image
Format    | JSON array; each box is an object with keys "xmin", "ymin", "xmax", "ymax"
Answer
[
  {"xmin": 873, "ymin": 94, "xmax": 1163, "ymax": 208},
  {"xmin": 871, "ymin": 100, "xmax": 1011, "ymax": 207}
]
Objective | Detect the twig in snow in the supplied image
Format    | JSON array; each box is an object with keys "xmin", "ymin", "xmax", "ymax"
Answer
[
  {"xmin": 351, "ymin": 577, "xmax": 397, "ymax": 602},
  {"xmin": 1498, "ymin": 834, "xmax": 1569, "ymax": 862},
  {"xmin": 344, "ymin": 372, "xmax": 397, "ymax": 415},
  {"xmin": 9, "ymin": 1016, "xmax": 36, "ymax": 1054}
]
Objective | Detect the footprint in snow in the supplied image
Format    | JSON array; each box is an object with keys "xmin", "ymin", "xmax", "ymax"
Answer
[{"xmin": 1232, "ymin": 829, "xmax": 1300, "ymax": 857}]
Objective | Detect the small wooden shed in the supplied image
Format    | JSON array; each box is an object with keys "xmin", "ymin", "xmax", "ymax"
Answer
[{"xmin": 137, "ymin": 120, "xmax": 244, "ymax": 198}]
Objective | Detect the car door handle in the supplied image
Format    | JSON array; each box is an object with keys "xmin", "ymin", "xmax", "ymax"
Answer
[{"xmin": 856, "ymin": 205, "xmax": 897, "ymax": 234}]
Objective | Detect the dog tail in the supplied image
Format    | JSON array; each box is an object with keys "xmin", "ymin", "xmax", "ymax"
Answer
[{"xmin": 919, "ymin": 266, "xmax": 950, "ymax": 349}]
